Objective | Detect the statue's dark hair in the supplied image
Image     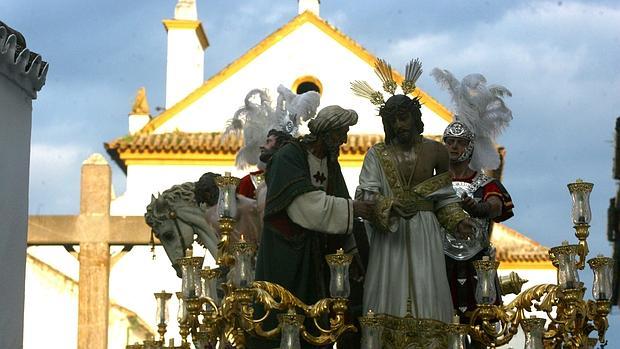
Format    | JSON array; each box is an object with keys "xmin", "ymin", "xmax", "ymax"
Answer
[
  {"xmin": 194, "ymin": 172, "xmax": 221, "ymax": 207},
  {"xmin": 267, "ymin": 129, "xmax": 293, "ymax": 148},
  {"xmin": 378, "ymin": 95, "xmax": 424, "ymax": 144}
]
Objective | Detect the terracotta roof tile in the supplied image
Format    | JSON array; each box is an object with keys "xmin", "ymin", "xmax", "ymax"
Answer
[
  {"xmin": 105, "ymin": 132, "xmax": 446, "ymax": 155},
  {"xmin": 491, "ymin": 223, "xmax": 550, "ymax": 263}
]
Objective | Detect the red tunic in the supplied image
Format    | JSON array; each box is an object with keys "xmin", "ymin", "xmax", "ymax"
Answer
[
  {"xmin": 452, "ymin": 171, "xmax": 514, "ymax": 223},
  {"xmin": 237, "ymin": 170, "xmax": 263, "ymax": 199}
]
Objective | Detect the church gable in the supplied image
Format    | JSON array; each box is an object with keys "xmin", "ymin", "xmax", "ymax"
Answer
[{"xmin": 141, "ymin": 11, "xmax": 452, "ymax": 137}]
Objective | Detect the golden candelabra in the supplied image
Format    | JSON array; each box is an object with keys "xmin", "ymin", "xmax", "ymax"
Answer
[
  {"xmin": 130, "ymin": 176, "xmax": 613, "ymax": 349},
  {"xmin": 464, "ymin": 179, "xmax": 612, "ymax": 348},
  {"xmin": 127, "ymin": 172, "xmax": 356, "ymax": 349}
]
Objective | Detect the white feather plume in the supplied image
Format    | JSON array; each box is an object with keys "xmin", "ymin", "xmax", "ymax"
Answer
[
  {"xmin": 432, "ymin": 68, "xmax": 513, "ymax": 171},
  {"xmin": 223, "ymin": 85, "xmax": 321, "ymax": 170},
  {"xmin": 281, "ymin": 86, "xmax": 320, "ymax": 122}
]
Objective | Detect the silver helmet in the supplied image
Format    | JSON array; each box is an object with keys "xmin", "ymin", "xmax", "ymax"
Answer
[{"xmin": 443, "ymin": 120, "xmax": 475, "ymax": 162}]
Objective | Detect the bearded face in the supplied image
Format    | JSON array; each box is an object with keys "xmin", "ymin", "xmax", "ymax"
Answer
[
  {"xmin": 386, "ymin": 110, "xmax": 418, "ymax": 145},
  {"xmin": 322, "ymin": 126, "xmax": 349, "ymax": 159}
]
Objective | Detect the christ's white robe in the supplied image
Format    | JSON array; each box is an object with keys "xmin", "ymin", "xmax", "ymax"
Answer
[{"xmin": 357, "ymin": 145, "xmax": 459, "ymax": 323}]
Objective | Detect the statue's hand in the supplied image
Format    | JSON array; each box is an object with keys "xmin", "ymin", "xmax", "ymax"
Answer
[
  {"xmin": 353, "ymin": 200, "xmax": 376, "ymax": 220},
  {"xmin": 455, "ymin": 218, "xmax": 476, "ymax": 240}
]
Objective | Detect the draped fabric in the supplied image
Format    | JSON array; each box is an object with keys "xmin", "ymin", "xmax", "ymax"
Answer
[
  {"xmin": 357, "ymin": 145, "xmax": 457, "ymax": 323},
  {"xmin": 251, "ymin": 141, "xmax": 354, "ymax": 349}
]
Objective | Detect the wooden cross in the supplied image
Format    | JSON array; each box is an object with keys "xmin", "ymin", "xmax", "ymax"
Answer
[
  {"xmin": 313, "ymin": 171, "xmax": 326, "ymax": 184},
  {"xmin": 27, "ymin": 154, "xmax": 152, "ymax": 349}
]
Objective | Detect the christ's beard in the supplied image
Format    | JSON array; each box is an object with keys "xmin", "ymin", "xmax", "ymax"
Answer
[{"xmin": 396, "ymin": 130, "xmax": 413, "ymax": 145}]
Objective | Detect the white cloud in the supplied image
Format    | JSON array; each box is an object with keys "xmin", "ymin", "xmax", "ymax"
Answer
[{"xmin": 388, "ymin": 2, "xmax": 620, "ymax": 77}]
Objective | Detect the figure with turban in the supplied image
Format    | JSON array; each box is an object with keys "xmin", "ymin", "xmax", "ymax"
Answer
[{"xmin": 251, "ymin": 105, "xmax": 374, "ymax": 348}]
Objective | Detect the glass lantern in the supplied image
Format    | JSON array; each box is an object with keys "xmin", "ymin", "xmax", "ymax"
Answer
[
  {"xmin": 567, "ymin": 179, "xmax": 594, "ymax": 225},
  {"xmin": 230, "ymin": 235, "xmax": 256, "ymax": 288},
  {"xmin": 176, "ymin": 292, "xmax": 188, "ymax": 324},
  {"xmin": 473, "ymin": 256, "xmax": 499, "ymax": 305},
  {"xmin": 521, "ymin": 316, "xmax": 545, "ymax": 349},
  {"xmin": 178, "ymin": 252, "xmax": 204, "ymax": 299},
  {"xmin": 550, "ymin": 242, "xmax": 580, "ymax": 290},
  {"xmin": 325, "ymin": 248, "xmax": 352, "ymax": 298},
  {"xmin": 446, "ymin": 314, "xmax": 468, "ymax": 349},
  {"xmin": 588, "ymin": 255, "xmax": 614, "ymax": 301},
  {"xmin": 154, "ymin": 290, "xmax": 172, "ymax": 327},
  {"xmin": 278, "ymin": 308, "xmax": 304, "ymax": 349},
  {"xmin": 359, "ymin": 310, "xmax": 383, "ymax": 349},
  {"xmin": 215, "ymin": 172, "xmax": 240, "ymax": 219},
  {"xmin": 200, "ymin": 266, "xmax": 221, "ymax": 307}
]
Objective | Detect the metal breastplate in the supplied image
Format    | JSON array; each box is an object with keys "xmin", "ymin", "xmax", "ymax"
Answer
[
  {"xmin": 443, "ymin": 174, "xmax": 492, "ymax": 260},
  {"xmin": 250, "ymin": 173, "xmax": 264, "ymax": 190}
]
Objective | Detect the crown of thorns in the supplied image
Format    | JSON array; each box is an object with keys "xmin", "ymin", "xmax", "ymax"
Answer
[{"xmin": 350, "ymin": 57, "xmax": 423, "ymax": 109}]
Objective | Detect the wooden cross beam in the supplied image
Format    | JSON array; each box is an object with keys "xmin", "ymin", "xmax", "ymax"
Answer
[{"xmin": 26, "ymin": 154, "xmax": 153, "ymax": 349}]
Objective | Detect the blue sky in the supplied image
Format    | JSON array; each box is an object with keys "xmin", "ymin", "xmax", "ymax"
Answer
[{"xmin": 5, "ymin": 0, "xmax": 620, "ymax": 341}]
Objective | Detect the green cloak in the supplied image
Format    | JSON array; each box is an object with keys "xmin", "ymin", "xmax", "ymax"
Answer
[{"xmin": 250, "ymin": 141, "xmax": 351, "ymax": 348}]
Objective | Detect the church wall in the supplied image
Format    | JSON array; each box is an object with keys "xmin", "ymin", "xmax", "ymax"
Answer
[
  {"xmin": 111, "ymin": 164, "xmax": 242, "ymax": 215},
  {"xmin": 154, "ymin": 22, "xmax": 449, "ymax": 136},
  {"xmin": 23, "ymin": 254, "xmax": 78, "ymax": 349},
  {"xmin": 23, "ymin": 253, "xmax": 154, "ymax": 348},
  {"xmin": 0, "ymin": 73, "xmax": 32, "ymax": 348}
]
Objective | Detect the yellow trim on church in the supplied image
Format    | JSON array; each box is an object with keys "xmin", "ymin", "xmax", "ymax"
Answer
[
  {"xmin": 498, "ymin": 261, "xmax": 555, "ymax": 270},
  {"xmin": 141, "ymin": 11, "xmax": 452, "ymax": 134},
  {"xmin": 120, "ymin": 151, "xmax": 237, "ymax": 166},
  {"xmin": 162, "ymin": 19, "xmax": 210, "ymax": 50}
]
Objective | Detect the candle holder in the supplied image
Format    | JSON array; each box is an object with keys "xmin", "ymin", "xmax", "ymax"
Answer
[
  {"xmin": 446, "ymin": 315, "xmax": 468, "ymax": 349},
  {"xmin": 278, "ymin": 308, "xmax": 304, "ymax": 349},
  {"xmin": 175, "ymin": 292, "xmax": 189, "ymax": 346},
  {"xmin": 325, "ymin": 248, "xmax": 352, "ymax": 298},
  {"xmin": 473, "ymin": 257, "xmax": 499, "ymax": 305},
  {"xmin": 359, "ymin": 310, "xmax": 383, "ymax": 349},
  {"xmin": 550, "ymin": 242, "xmax": 580, "ymax": 290},
  {"xmin": 521, "ymin": 316, "xmax": 545, "ymax": 349},
  {"xmin": 215, "ymin": 172, "xmax": 240, "ymax": 219},
  {"xmin": 199, "ymin": 267, "xmax": 221, "ymax": 310},
  {"xmin": 154, "ymin": 290, "xmax": 172, "ymax": 342},
  {"xmin": 215, "ymin": 172, "xmax": 240, "ymax": 268},
  {"xmin": 230, "ymin": 235, "xmax": 256, "ymax": 289},
  {"xmin": 568, "ymin": 179, "xmax": 594, "ymax": 269},
  {"xmin": 177, "ymin": 250, "xmax": 204, "ymax": 299},
  {"xmin": 588, "ymin": 255, "xmax": 614, "ymax": 301}
]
